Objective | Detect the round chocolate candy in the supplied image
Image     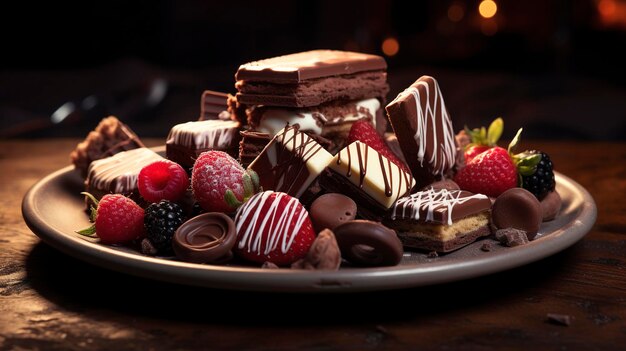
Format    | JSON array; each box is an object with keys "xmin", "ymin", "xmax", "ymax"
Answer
[
  {"xmin": 541, "ymin": 190, "xmax": 561, "ymax": 222},
  {"xmin": 333, "ymin": 220, "xmax": 403, "ymax": 267},
  {"xmin": 492, "ymin": 188, "xmax": 542, "ymax": 240},
  {"xmin": 422, "ymin": 179, "xmax": 460, "ymax": 191},
  {"xmin": 172, "ymin": 212, "xmax": 237, "ymax": 264},
  {"xmin": 309, "ymin": 193, "xmax": 357, "ymax": 233}
]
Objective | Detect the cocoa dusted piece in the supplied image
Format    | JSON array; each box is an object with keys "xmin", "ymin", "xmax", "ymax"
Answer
[
  {"xmin": 386, "ymin": 76, "xmax": 458, "ymax": 188},
  {"xmin": 70, "ymin": 116, "xmax": 145, "ymax": 177}
]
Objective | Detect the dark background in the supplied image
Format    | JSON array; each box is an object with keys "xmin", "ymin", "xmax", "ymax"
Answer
[{"xmin": 1, "ymin": 0, "xmax": 625, "ymax": 140}]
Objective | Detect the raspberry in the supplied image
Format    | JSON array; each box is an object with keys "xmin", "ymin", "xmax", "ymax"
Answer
[
  {"xmin": 455, "ymin": 146, "xmax": 517, "ymax": 197},
  {"xmin": 138, "ymin": 160, "xmax": 189, "ymax": 203},
  {"xmin": 234, "ymin": 191, "xmax": 316, "ymax": 266},
  {"xmin": 191, "ymin": 151, "xmax": 260, "ymax": 213},
  {"xmin": 77, "ymin": 193, "xmax": 145, "ymax": 244},
  {"xmin": 144, "ymin": 200, "xmax": 186, "ymax": 255},
  {"xmin": 347, "ymin": 120, "xmax": 409, "ymax": 173}
]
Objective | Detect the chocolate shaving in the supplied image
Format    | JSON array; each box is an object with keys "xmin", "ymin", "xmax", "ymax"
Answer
[
  {"xmin": 261, "ymin": 261, "xmax": 280, "ymax": 269},
  {"xmin": 140, "ymin": 238, "xmax": 158, "ymax": 256},
  {"xmin": 496, "ymin": 228, "xmax": 529, "ymax": 247},
  {"xmin": 480, "ymin": 242, "xmax": 493, "ymax": 252},
  {"xmin": 427, "ymin": 251, "xmax": 439, "ymax": 258},
  {"xmin": 291, "ymin": 229, "xmax": 341, "ymax": 270},
  {"xmin": 546, "ymin": 313, "xmax": 573, "ymax": 326}
]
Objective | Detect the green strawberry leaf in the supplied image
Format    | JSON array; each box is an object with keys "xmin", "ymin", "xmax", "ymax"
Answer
[
  {"xmin": 247, "ymin": 169, "xmax": 260, "ymax": 191},
  {"xmin": 508, "ymin": 128, "xmax": 523, "ymax": 155},
  {"xmin": 242, "ymin": 172, "xmax": 254, "ymax": 199},
  {"xmin": 76, "ymin": 224, "xmax": 97, "ymax": 237},
  {"xmin": 81, "ymin": 192, "xmax": 99, "ymax": 208},
  {"xmin": 487, "ymin": 117, "xmax": 503, "ymax": 146},
  {"xmin": 224, "ymin": 189, "xmax": 242, "ymax": 209}
]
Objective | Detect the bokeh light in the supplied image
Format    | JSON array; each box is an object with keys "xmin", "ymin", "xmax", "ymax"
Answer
[
  {"xmin": 382, "ymin": 37, "xmax": 400, "ymax": 57},
  {"xmin": 479, "ymin": 0, "xmax": 498, "ymax": 19}
]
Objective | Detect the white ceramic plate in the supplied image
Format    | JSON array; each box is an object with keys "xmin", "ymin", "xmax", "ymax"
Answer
[{"xmin": 22, "ymin": 167, "xmax": 596, "ymax": 292}]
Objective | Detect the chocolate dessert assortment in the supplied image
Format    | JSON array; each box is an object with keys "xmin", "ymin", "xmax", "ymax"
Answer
[{"xmin": 72, "ymin": 49, "xmax": 562, "ymax": 270}]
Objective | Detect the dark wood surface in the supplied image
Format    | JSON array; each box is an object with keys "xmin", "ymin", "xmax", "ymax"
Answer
[{"xmin": 1, "ymin": 139, "xmax": 625, "ymax": 350}]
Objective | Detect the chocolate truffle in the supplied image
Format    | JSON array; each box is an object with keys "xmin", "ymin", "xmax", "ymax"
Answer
[
  {"xmin": 541, "ymin": 190, "xmax": 562, "ymax": 222},
  {"xmin": 333, "ymin": 220, "xmax": 403, "ymax": 267},
  {"xmin": 492, "ymin": 188, "xmax": 542, "ymax": 240},
  {"xmin": 309, "ymin": 193, "xmax": 357, "ymax": 232},
  {"xmin": 172, "ymin": 213, "xmax": 237, "ymax": 264}
]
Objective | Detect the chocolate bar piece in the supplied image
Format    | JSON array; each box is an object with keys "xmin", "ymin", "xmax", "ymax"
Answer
[
  {"xmin": 238, "ymin": 130, "xmax": 272, "ymax": 168},
  {"xmin": 235, "ymin": 50, "xmax": 389, "ymax": 108},
  {"xmin": 386, "ymin": 76, "xmax": 457, "ymax": 188},
  {"xmin": 199, "ymin": 90, "xmax": 230, "ymax": 121},
  {"xmin": 247, "ymin": 98, "xmax": 385, "ymax": 151},
  {"xmin": 248, "ymin": 126, "xmax": 333, "ymax": 198},
  {"xmin": 166, "ymin": 120, "xmax": 241, "ymax": 168},
  {"xmin": 70, "ymin": 116, "xmax": 145, "ymax": 177},
  {"xmin": 385, "ymin": 188, "xmax": 492, "ymax": 252},
  {"xmin": 85, "ymin": 148, "xmax": 164, "ymax": 200},
  {"xmin": 320, "ymin": 141, "xmax": 415, "ymax": 220}
]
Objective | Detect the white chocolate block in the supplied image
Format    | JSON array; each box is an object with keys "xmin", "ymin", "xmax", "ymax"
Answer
[{"xmin": 327, "ymin": 141, "xmax": 415, "ymax": 209}]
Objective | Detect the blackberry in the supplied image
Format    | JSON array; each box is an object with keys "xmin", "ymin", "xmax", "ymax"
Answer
[
  {"xmin": 519, "ymin": 150, "xmax": 555, "ymax": 200},
  {"xmin": 144, "ymin": 200, "xmax": 185, "ymax": 255}
]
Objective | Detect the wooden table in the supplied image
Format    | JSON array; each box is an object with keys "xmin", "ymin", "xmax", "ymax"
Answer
[{"xmin": 1, "ymin": 139, "xmax": 625, "ymax": 350}]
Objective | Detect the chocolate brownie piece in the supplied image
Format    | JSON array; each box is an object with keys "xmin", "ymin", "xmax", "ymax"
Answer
[{"xmin": 70, "ymin": 116, "xmax": 144, "ymax": 177}]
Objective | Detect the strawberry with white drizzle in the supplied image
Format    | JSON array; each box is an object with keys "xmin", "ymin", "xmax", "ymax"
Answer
[{"xmin": 234, "ymin": 191, "xmax": 316, "ymax": 266}]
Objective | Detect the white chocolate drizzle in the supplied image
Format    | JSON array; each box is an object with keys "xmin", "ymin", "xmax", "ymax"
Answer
[
  {"xmin": 166, "ymin": 120, "xmax": 240, "ymax": 149},
  {"xmin": 391, "ymin": 76, "xmax": 456, "ymax": 176},
  {"xmin": 392, "ymin": 188, "xmax": 488, "ymax": 225},
  {"xmin": 235, "ymin": 191, "xmax": 308, "ymax": 255},
  {"xmin": 86, "ymin": 148, "xmax": 163, "ymax": 193},
  {"xmin": 258, "ymin": 98, "xmax": 380, "ymax": 136}
]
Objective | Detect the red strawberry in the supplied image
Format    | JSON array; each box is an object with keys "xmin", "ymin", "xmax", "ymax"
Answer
[
  {"xmin": 191, "ymin": 151, "xmax": 260, "ymax": 213},
  {"xmin": 455, "ymin": 146, "xmax": 517, "ymax": 197},
  {"xmin": 463, "ymin": 117, "xmax": 503, "ymax": 163},
  {"xmin": 138, "ymin": 160, "xmax": 189, "ymax": 203},
  {"xmin": 234, "ymin": 191, "xmax": 315, "ymax": 266},
  {"xmin": 348, "ymin": 120, "xmax": 409, "ymax": 173},
  {"xmin": 77, "ymin": 193, "xmax": 145, "ymax": 244}
]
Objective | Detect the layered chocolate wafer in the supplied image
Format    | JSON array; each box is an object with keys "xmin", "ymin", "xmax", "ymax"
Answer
[
  {"xmin": 199, "ymin": 90, "xmax": 230, "ymax": 121},
  {"xmin": 235, "ymin": 50, "xmax": 389, "ymax": 107},
  {"xmin": 247, "ymin": 97, "xmax": 383, "ymax": 152},
  {"xmin": 320, "ymin": 141, "xmax": 415, "ymax": 220},
  {"xmin": 166, "ymin": 119, "xmax": 241, "ymax": 168},
  {"xmin": 386, "ymin": 76, "xmax": 458, "ymax": 188},
  {"xmin": 248, "ymin": 126, "xmax": 333, "ymax": 198},
  {"xmin": 385, "ymin": 188, "xmax": 492, "ymax": 252},
  {"xmin": 233, "ymin": 50, "xmax": 390, "ymax": 146},
  {"xmin": 85, "ymin": 148, "xmax": 164, "ymax": 200},
  {"xmin": 238, "ymin": 130, "xmax": 272, "ymax": 168}
]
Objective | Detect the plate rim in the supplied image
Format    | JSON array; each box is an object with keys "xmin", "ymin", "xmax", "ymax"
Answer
[{"xmin": 22, "ymin": 166, "xmax": 597, "ymax": 293}]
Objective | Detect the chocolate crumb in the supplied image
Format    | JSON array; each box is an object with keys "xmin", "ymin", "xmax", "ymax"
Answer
[
  {"xmin": 291, "ymin": 229, "xmax": 341, "ymax": 270},
  {"xmin": 427, "ymin": 251, "xmax": 439, "ymax": 258},
  {"xmin": 496, "ymin": 228, "xmax": 529, "ymax": 247},
  {"xmin": 261, "ymin": 261, "xmax": 280, "ymax": 269},
  {"xmin": 140, "ymin": 238, "xmax": 158, "ymax": 256},
  {"xmin": 480, "ymin": 242, "xmax": 493, "ymax": 252},
  {"xmin": 546, "ymin": 313, "xmax": 573, "ymax": 326}
]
